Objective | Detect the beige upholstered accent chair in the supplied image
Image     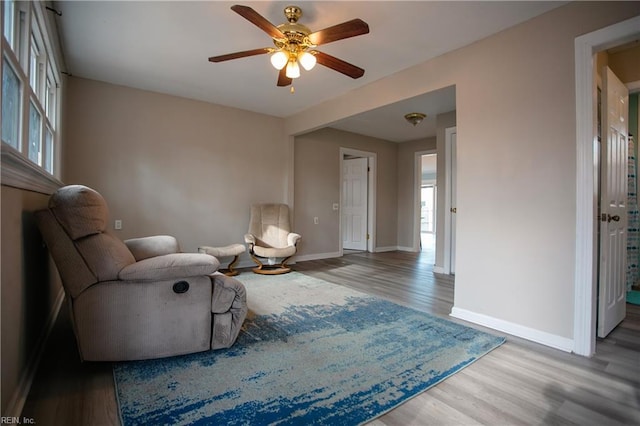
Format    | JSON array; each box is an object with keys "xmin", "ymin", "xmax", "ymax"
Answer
[
  {"xmin": 35, "ymin": 185, "xmax": 247, "ymax": 361},
  {"xmin": 244, "ymin": 203, "xmax": 301, "ymax": 274}
]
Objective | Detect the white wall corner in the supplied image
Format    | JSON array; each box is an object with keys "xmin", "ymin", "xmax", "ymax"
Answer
[{"xmin": 450, "ymin": 307, "xmax": 574, "ymax": 353}]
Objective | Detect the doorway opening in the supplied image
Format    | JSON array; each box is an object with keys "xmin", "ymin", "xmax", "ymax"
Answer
[
  {"xmin": 419, "ymin": 153, "xmax": 437, "ymax": 263},
  {"xmin": 574, "ymin": 15, "xmax": 640, "ymax": 356}
]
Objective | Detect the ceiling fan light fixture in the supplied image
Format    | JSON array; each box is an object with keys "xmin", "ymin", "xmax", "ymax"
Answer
[
  {"xmin": 404, "ymin": 112, "xmax": 426, "ymax": 126},
  {"xmin": 298, "ymin": 51, "xmax": 316, "ymax": 71},
  {"xmin": 209, "ymin": 5, "xmax": 370, "ymax": 88},
  {"xmin": 270, "ymin": 50, "xmax": 289, "ymax": 70},
  {"xmin": 286, "ymin": 59, "xmax": 300, "ymax": 78}
]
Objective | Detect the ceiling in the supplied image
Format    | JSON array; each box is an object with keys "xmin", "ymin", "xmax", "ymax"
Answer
[{"xmin": 54, "ymin": 1, "xmax": 565, "ymax": 142}]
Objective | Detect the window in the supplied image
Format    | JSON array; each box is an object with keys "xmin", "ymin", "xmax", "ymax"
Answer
[
  {"xmin": 1, "ymin": 1, "xmax": 62, "ymax": 182},
  {"xmin": 44, "ymin": 127, "xmax": 53, "ymax": 172},
  {"xmin": 1, "ymin": 59, "xmax": 21, "ymax": 149},
  {"xmin": 29, "ymin": 34, "xmax": 40, "ymax": 92},
  {"xmin": 28, "ymin": 101, "xmax": 41, "ymax": 163},
  {"xmin": 3, "ymin": 1, "xmax": 14, "ymax": 48},
  {"xmin": 421, "ymin": 185, "xmax": 436, "ymax": 234},
  {"xmin": 45, "ymin": 65, "xmax": 55, "ymax": 125}
]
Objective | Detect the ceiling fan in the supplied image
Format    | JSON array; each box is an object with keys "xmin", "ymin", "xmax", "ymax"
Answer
[{"xmin": 208, "ymin": 4, "xmax": 370, "ymax": 89}]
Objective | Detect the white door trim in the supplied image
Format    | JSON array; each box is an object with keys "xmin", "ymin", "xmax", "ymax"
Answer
[
  {"xmin": 414, "ymin": 150, "xmax": 437, "ymax": 251},
  {"xmin": 443, "ymin": 126, "xmax": 457, "ymax": 275},
  {"xmin": 339, "ymin": 148, "xmax": 377, "ymax": 254},
  {"xmin": 574, "ymin": 15, "xmax": 640, "ymax": 356}
]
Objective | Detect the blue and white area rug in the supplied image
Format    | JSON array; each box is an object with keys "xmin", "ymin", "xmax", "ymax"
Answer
[{"xmin": 114, "ymin": 272, "xmax": 505, "ymax": 425}]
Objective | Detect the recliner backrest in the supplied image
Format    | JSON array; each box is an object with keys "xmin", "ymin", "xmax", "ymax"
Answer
[
  {"xmin": 36, "ymin": 185, "xmax": 135, "ymax": 298},
  {"xmin": 248, "ymin": 204, "xmax": 292, "ymax": 248}
]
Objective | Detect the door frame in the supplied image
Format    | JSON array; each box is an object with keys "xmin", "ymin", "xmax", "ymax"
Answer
[
  {"xmin": 339, "ymin": 147, "xmax": 377, "ymax": 254},
  {"xmin": 443, "ymin": 126, "xmax": 457, "ymax": 275},
  {"xmin": 342, "ymin": 157, "xmax": 369, "ymax": 251},
  {"xmin": 574, "ymin": 15, "xmax": 640, "ymax": 356},
  {"xmin": 414, "ymin": 150, "xmax": 437, "ymax": 251}
]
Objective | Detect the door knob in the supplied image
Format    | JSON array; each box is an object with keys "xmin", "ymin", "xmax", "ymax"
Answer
[{"xmin": 602, "ymin": 213, "xmax": 621, "ymax": 222}]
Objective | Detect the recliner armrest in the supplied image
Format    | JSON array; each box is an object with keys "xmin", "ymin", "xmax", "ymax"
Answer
[
  {"xmin": 287, "ymin": 232, "xmax": 302, "ymax": 247},
  {"xmin": 119, "ymin": 253, "xmax": 219, "ymax": 282},
  {"xmin": 244, "ymin": 233, "xmax": 256, "ymax": 246},
  {"xmin": 125, "ymin": 235, "xmax": 181, "ymax": 261},
  {"xmin": 210, "ymin": 273, "xmax": 248, "ymax": 350}
]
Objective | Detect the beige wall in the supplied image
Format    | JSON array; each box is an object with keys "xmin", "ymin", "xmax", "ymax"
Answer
[
  {"xmin": 1, "ymin": 186, "xmax": 62, "ymax": 412},
  {"xmin": 608, "ymin": 44, "xmax": 640, "ymax": 84},
  {"xmin": 294, "ymin": 127, "xmax": 398, "ymax": 256},
  {"xmin": 597, "ymin": 45, "xmax": 640, "ymax": 85},
  {"xmin": 285, "ymin": 2, "xmax": 640, "ymax": 343},
  {"xmin": 64, "ymin": 77, "xmax": 288, "ymax": 262}
]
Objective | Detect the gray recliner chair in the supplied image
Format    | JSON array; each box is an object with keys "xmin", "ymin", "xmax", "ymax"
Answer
[{"xmin": 35, "ymin": 185, "xmax": 247, "ymax": 361}]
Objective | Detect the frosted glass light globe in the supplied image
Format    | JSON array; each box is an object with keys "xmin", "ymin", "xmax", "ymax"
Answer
[
  {"xmin": 270, "ymin": 51, "xmax": 289, "ymax": 70},
  {"xmin": 298, "ymin": 51, "xmax": 317, "ymax": 71},
  {"xmin": 286, "ymin": 60, "xmax": 300, "ymax": 78}
]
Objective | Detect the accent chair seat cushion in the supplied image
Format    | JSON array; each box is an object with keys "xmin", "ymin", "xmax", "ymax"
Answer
[{"xmin": 252, "ymin": 244, "xmax": 296, "ymax": 259}]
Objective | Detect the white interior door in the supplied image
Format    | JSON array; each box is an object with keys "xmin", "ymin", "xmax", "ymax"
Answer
[
  {"xmin": 343, "ymin": 157, "xmax": 368, "ymax": 250},
  {"xmin": 598, "ymin": 66, "xmax": 628, "ymax": 338}
]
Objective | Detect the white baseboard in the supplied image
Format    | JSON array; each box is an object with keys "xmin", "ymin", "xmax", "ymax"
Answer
[
  {"xmin": 396, "ymin": 246, "xmax": 417, "ymax": 252},
  {"xmin": 6, "ymin": 287, "xmax": 65, "ymax": 418},
  {"xmin": 433, "ymin": 266, "xmax": 446, "ymax": 274},
  {"xmin": 375, "ymin": 246, "xmax": 398, "ymax": 252},
  {"xmin": 293, "ymin": 252, "xmax": 342, "ymax": 262},
  {"xmin": 450, "ymin": 307, "xmax": 574, "ymax": 352}
]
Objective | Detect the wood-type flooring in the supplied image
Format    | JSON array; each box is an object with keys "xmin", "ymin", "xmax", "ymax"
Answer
[{"xmin": 19, "ymin": 251, "xmax": 640, "ymax": 425}]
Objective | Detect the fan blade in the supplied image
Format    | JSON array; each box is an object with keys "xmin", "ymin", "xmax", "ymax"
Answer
[
  {"xmin": 314, "ymin": 51, "xmax": 365, "ymax": 79},
  {"xmin": 308, "ymin": 19, "xmax": 369, "ymax": 46},
  {"xmin": 231, "ymin": 5, "xmax": 285, "ymax": 39},
  {"xmin": 208, "ymin": 48, "xmax": 270, "ymax": 62},
  {"xmin": 277, "ymin": 68, "xmax": 292, "ymax": 87}
]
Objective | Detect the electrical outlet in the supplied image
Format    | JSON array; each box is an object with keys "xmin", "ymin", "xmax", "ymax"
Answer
[
  {"xmin": 333, "ymin": 203, "xmax": 339, "ymax": 211},
  {"xmin": 314, "ymin": 217, "xmax": 319, "ymax": 225},
  {"xmin": 114, "ymin": 219, "xmax": 122, "ymax": 230}
]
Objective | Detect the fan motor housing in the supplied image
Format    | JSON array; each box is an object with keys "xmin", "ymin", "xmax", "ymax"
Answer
[
  {"xmin": 277, "ymin": 23, "xmax": 311, "ymax": 43},
  {"xmin": 276, "ymin": 5, "xmax": 311, "ymax": 45}
]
